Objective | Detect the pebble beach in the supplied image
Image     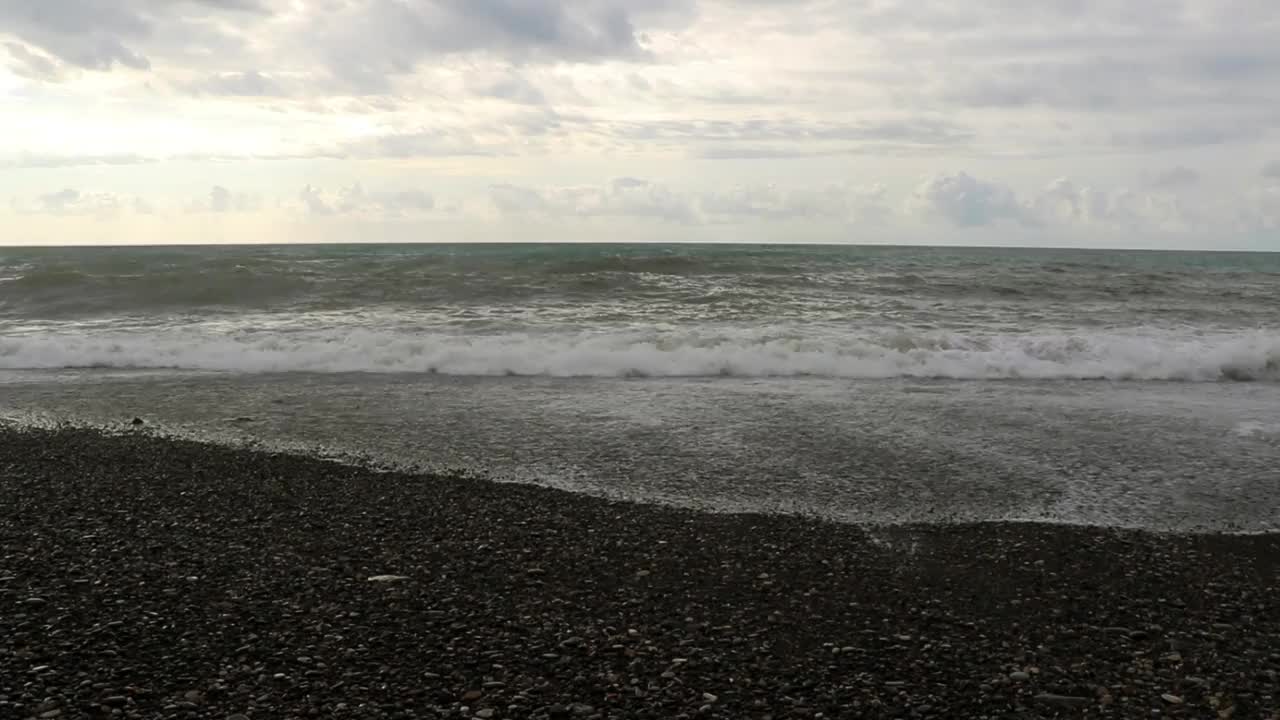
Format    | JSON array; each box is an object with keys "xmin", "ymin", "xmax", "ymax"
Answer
[{"xmin": 2, "ymin": 425, "xmax": 1278, "ymax": 719}]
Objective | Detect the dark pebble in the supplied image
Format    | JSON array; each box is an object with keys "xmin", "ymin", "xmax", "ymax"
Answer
[{"xmin": 1, "ymin": 426, "xmax": 1277, "ymax": 719}]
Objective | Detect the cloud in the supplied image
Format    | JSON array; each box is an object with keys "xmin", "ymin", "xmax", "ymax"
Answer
[
  {"xmin": 338, "ymin": 128, "xmax": 500, "ymax": 159},
  {"xmin": 1148, "ymin": 166, "xmax": 1201, "ymax": 189},
  {"xmin": 693, "ymin": 146, "xmax": 831, "ymax": 160},
  {"xmin": 39, "ymin": 188, "xmax": 120, "ymax": 216},
  {"xmin": 490, "ymin": 177, "xmax": 699, "ymax": 223},
  {"xmin": 4, "ymin": 41, "xmax": 62, "ymax": 81},
  {"xmin": 489, "ymin": 177, "xmax": 890, "ymax": 224},
  {"xmin": 910, "ymin": 173, "xmax": 1031, "ymax": 228},
  {"xmin": 700, "ymin": 183, "xmax": 890, "ymax": 223},
  {"xmin": 0, "ymin": 0, "xmax": 268, "ymax": 75},
  {"xmin": 8, "ymin": 188, "xmax": 141, "ymax": 217},
  {"xmin": 1264, "ymin": 161, "xmax": 1280, "ymax": 180},
  {"xmin": 299, "ymin": 183, "xmax": 435, "ymax": 217},
  {"xmin": 911, "ymin": 173, "xmax": 1206, "ymax": 232},
  {"xmin": 474, "ymin": 71, "xmax": 548, "ymax": 105},
  {"xmin": 188, "ymin": 185, "xmax": 260, "ymax": 213},
  {"xmin": 1, "ymin": 152, "xmax": 158, "ymax": 169},
  {"xmin": 1239, "ymin": 185, "xmax": 1280, "ymax": 232},
  {"xmin": 185, "ymin": 70, "xmax": 293, "ymax": 97},
  {"xmin": 604, "ymin": 117, "xmax": 970, "ymax": 146},
  {"xmin": 310, "ymin": 0, "xmax": 695, "ymax": 91}
]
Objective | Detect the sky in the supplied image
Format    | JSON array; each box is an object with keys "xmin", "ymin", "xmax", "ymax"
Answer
[{"xmin": 1, "ymin": 0, "xmax": 1278, "ymax": 249}]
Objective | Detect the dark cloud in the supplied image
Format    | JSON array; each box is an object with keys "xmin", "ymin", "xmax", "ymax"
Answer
[
  {"xmin": 741, "ymin": 0, "xmax": 1280, "ymax": 150},
  {"xmin": 315, "ymin": 0, "xmax": 694, "ymax": 91},
  {"xmin": 0, "ymin": 0, "xmax": 268, "ymax": 74}
]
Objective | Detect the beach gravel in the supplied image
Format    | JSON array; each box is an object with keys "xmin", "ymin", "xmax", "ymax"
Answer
[{"xmin": 1, "ymin": 426, "xmax": 1278, "ymax": 718}]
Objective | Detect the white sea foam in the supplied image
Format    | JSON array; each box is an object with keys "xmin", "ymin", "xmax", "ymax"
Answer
[
  {"xmin": 0, "ymin": 328, "xmax": 1277, "ymax": 381},
  {"xmin": 1234, "ymin": 421, "xmax": 1280, "ymax": 437}
]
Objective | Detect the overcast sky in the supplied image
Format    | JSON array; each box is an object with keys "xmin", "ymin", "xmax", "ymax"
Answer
[{"xmin": 2, "ymin": 0, "xmax": 1278, "ymax": 248}]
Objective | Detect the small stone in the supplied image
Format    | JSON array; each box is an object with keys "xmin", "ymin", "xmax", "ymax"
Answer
[
  {"xmin": 463, "ymin": 690, "xmax": 483, "ymax": 702},
  {"xmin": 23, "ymin": 597, "xmax": 47, "ymax": 606},
  {"xmin": 228, "ymin": 715, "xmax": 251, "ymax": 720},
  {"xmin": 570, "ymin": 703, "xmax": 595, "ymax": 716},
  {"xmin": 1162, "ymin": 694, "xmax": 1184, "ymax": 705},
  {"xmin": 1010, "ymin": 672, "xmax": 1030, "ymax": 682},
  {"xmin": 702, "ymin": 693, "xmax": 718, "ymax": 703},
  {"xmin": 131, "ymin": 417, "xmax": 145, "ymax": 426},
  {"xmin": 39, "ymin": 711, "xmax": 62, "ymax": 719},
  {"xmin": 1034, "ymin": 694, "xmax": 1091, "ymax": 708},
  {"xmin": 102, "ymin": 697, "xmax": 128, "ymax": 707},
  {"xmin": 367, "ymin": 575, "xmax": 409, "ymax": 583},
  {"xmin": 475, "ymin": 710, "xmax": 495, "ymax": 719}
]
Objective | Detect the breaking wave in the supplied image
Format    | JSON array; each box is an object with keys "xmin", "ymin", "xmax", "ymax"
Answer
[{"xmin": 2, "ymin": 328, "xmax": 1277, "ymax": 381}]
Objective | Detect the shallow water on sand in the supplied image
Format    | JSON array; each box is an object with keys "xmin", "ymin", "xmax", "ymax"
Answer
[{"xmin": 2, "ymin": 370, "xmax": 1277, "ymax": 533}]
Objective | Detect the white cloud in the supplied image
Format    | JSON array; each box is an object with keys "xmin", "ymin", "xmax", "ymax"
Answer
[
  {"xmin": 8, "ymin": 188, "xmax": 154, "ymax": 218},
  {"xmin": 1148, "ymin": 166, "xmax": 1201, "ymax": 189},
  {"xmin": 38, "ymin": 188, "xmax": 120, "ymax": 216},
  {"xmin": 185, "ymin": 70, "xmax": 293, "ymax": 97},
  {"xmin": 298, "ymin": 183, "xmax": 435, "ymax": 217},
  {"xmin": 910, "ymin": 173, "xmax": 1213, "ymax": 233},
  {"xmin": 491, "ymin": 177, "xmax": 699, "ymax": 223},
  {"xmin": 4, "ymin": 41, "xmax": 62, "ymax": 81},
  {"xmin": 700, "ymin": 183, "xmax": 890, "ymax": 223},
  {"xmin": 489, "ymin": 177, "xmax": 891, "ymax": 225},
  {"xmin": 189, "ymin": 185, "xmax": 260, "ymax": 214},
  {"xmin": 910, "ymin": 173, "xmax": 1032, "ymax": 228},
  {"xmin": 2, "ymin": 152, "xmax": 157, "ymax": 169}
]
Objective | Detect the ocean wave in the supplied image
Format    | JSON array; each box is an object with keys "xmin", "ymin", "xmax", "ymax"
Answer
[{"xmin": 1, "ymin": 329, "xmax": 1277, "ymax": 381}]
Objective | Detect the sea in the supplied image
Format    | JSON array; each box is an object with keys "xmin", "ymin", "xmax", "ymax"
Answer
[{"xmin": 1, "ymin": 243, "xmax": 1278, "ymax": 532}]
